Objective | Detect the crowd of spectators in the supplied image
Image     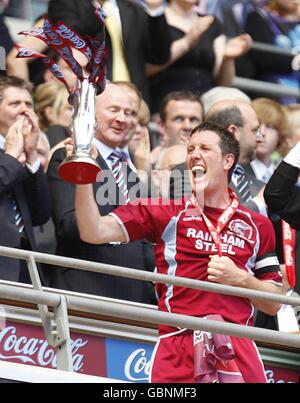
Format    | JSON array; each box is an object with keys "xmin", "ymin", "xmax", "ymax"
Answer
[{"xmin": 0, "ymin": 0, "xmax": 299, "ymax": 360}]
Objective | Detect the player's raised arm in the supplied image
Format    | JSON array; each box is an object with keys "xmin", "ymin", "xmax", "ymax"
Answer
[
  {"xmin": 75, "ymin": 184, "xmax": 127, "ymax": 245},
  {"xmin": 62, "ymin": 133, "xmax": 127, "ymax": 245}
]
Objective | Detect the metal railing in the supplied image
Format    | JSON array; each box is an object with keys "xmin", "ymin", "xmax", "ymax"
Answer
[
  {"xmin": 251, "ymin": 41, "xmax": 295, "ymax": 57},
  {"xmin": 0, "ymin": 246, "xmax": 299, "ymax": 375},
  {"xmin": 233, "ymin": 77, "xmax": 300, "ymax": 99},
  {"xmin": 233, "ymin": 41, "xmax": 300, "ymax": 99}
]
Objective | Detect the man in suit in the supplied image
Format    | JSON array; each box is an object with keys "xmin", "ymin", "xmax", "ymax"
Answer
[
  {"xmin": 263, "ymin": 140, "xmax": 300, "ymax": 328},
  {"xmin": 205, "ymin": 100, "xmax": 266, "ymax": 214},
  {"xmin": 0, "ymin": 76, "xmax": 51, "ymax": 282},
  {"xmin": 47, "ymin": 82, "xmax": 155, "ymax": 303},
  {"xmin": 48, "ymin": 0, "xmax": 171, "ymax": 103},
  {"xmin": 150, "ymin": 91, "xmax": 204, "ymax": 199},
  {"xmin": 0, "ymin": 0, "xmax": 13, "ymax": 77},
  {"xmin": 264, "ymin": 139, "xmax": 300, "ymax": 231}
]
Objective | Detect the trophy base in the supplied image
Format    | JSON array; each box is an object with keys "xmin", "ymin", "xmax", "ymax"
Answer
[{"xmin": 58, "ymin": 155, "xmax": 101, "ymax": 184}]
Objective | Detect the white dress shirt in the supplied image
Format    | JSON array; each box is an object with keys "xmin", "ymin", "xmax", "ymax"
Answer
[
  {"xmin": 93, "ymin": 138, "xmax": 137, "ymax": 172},
  {"xmin": 250, "ymin": 159, "xmax": 277, "ymax": 183}
]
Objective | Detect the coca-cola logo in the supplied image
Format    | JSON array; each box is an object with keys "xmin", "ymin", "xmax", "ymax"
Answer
[
  {"xmin": 94, "ymin": 46, "xmax": 106, "ymax": 65},
  {"xmin": 58, "ymin": 47, "xmax": 83, "ymax": 78},
  {"xmin": 0, "ymin": 326, "xmax": 87, "ymax": 371},
  {"xmin": 124, "ymin": 348, "xmax": 151, "ymax": 382},
  {"xmin": 47, "ymin": 61, "xmax": 64, "ymax": 78},
  {"xmin": 283, "ymin": 225, "xmax": 293, "ymax": 240},
  {"xmin": 17, "ymin": 47, "xmax": 36, "ymax": 58},
  {"xmin": 285, "ymin": 245, "xmax": 294, "ymax": 266},
  {"xmin": 56, "ymin": 25, "xmax": 86, "ymax": 49},
  {"xmin": 20, "ymin": 28, "xmax": 47, "ymax": 41},
  {"xmin": 43, "ymin": 20, "xmax": 63, "ymax": 46},
  {"xmin": 265, "ymin": 367, "xmax": 298, "ymax": 383}
]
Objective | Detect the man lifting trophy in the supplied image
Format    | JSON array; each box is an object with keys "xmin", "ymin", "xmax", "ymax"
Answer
[{"xmin": 16, "ymin": 5, "xmax": 107, "ymax": 184}]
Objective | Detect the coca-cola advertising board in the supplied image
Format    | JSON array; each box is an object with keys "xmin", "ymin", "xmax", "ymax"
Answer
[{"xmin": 0, "ymin": 321, "xmax": 299, "ymax": 383}]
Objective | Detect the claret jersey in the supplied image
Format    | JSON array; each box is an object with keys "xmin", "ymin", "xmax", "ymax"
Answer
[{"xmin": 111, "ymin": 196, "xmax": 282, "ymax": 335}]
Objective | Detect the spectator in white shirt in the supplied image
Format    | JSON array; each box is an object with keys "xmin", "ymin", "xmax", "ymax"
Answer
[{"xmin": 249, "ymin": 97, "xmax": 289, "ymax": 183}]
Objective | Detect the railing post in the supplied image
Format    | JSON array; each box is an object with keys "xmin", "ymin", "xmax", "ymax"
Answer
[
  {"xmin": 26, "ymin": 254, "xmax": 73, "ymax": 371},
  {"xmin": 51, "ymin": 295, "xmax": 73, "ymax": 372}
]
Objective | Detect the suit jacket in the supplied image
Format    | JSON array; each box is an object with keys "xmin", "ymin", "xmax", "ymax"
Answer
[
  {"xmin": 0, "ymin": 151, "xmax": 51, "ymax": 281},
  {"xmin": 47, "ymin": 147, "xmax": 155, "ymax": 303},
  {"xmin": 264, "ymin": 161, "xmax": 300, "ymax": 231},
  {"xmin": 230, "ymin": 164, "xmax": 265, "ymax": 213},
  {"xmin": 0, "ymin": 14, "xmax": 14, "ymax": 54},
  {"xmin": 46, "ymin": 125, "xmax": 70, "ymax": 149},
  {"xmin": 48, "ymin": 0, "xmax": 171, "ymax": 103}
]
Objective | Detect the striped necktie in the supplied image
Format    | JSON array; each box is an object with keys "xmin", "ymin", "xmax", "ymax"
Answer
[
  {"xmin": 108, "ymin": 150, "xmax": 130, "ymax": 204},
  {"xmin": 9, "ymin": 193, "xmax": 25, "ymax": 235},
  {"xmin": 234, "ymin": 165, "xmax": 251, "ymax": 203}
]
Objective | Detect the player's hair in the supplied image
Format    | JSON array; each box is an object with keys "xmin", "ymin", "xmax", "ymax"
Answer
[{"xmin": 190, "ymin": 121, "xmax": 240, "ymax": 181}]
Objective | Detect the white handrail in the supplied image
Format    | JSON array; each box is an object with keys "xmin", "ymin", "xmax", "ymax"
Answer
[
  {"xmin": 0, "ymin": 282, "xmax": 300, "ymax": 348},
  {"xmin": 0, "ymin": 246, "xmax": 299, "ymax": 306}
]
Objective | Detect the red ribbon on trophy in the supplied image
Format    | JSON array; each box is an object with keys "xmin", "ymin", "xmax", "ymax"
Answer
[
  {"xmin": 15, "ymin": 6, "xmax": 108, "ymax": 184},
  {"xmin": 15, "ymin": 45, "xmax": 70, "ymax": 89},
  {"xmin": 282, "ymin": 220, "xmax": 296, "ymax": 289}
]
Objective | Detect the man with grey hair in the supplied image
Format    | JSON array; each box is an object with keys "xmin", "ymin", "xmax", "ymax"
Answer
[
  {"xmin": 47, "ymin": 82, "xmax": 156, "ymax": 303},
  {"xmin": 206, "ymin": 99, "xmax": 266, "ymax": 214},
  {"xmin": 201, "ymin": 86, "xmax": 251, "ymax": 114}
]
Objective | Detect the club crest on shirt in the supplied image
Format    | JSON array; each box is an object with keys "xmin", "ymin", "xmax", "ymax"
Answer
[{"xmin": 229, "ymin": 219, "xmax": 253, "ymax": 240}]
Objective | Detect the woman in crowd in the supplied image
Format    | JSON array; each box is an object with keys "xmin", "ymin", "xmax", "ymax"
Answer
[
  {"xmin": 244, "ymin": 0, "xmax": 300, "ymax": 103},
  {"xmin": 248, "ymin": 97, "xmax": 289, "ymax": 182},
  {"xmin": 35, "ymin": 81, "xmax": 73, "ymax": 148},
  {"xmin": 147, "ymin": 0, "xmax": 252, "ymax": 113}
]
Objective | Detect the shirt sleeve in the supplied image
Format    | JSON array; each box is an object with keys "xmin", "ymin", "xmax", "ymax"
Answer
[
  {"xmin": 109, "ymin": 198, "xmax": 164, "ymax": 244},
  {"xmin": 264, "ymin": 161, "xmax": 300, "ymax": 230},
  {"xmin": 284, "ymin": 140, "xmax": 300, "ymax": 169},
  {"xmin": 254, "ymin": 215, "xmax": 282, "ymax": 286}
]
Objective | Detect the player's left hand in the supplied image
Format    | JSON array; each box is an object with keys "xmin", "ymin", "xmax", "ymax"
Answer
[{"xmin": 207, "ymin": 255, "xmax": 250, "ymax": 287}]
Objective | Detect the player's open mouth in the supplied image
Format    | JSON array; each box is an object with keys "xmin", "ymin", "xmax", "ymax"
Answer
[{"xmin": 191, "ymin": 165, "xmax": 206, "ymax": 180}]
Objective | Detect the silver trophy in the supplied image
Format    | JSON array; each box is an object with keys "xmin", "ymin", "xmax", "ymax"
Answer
[{"xmin": 58, "ymin": 78, "xmax": 101, "ymax": 184}]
